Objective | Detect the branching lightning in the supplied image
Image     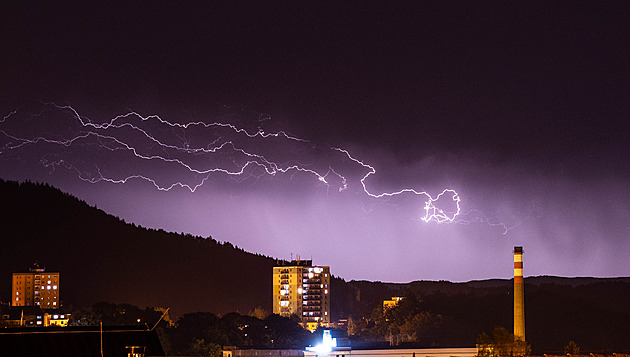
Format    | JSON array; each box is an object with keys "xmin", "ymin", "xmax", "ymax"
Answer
[{"xmin": 0, "ymin": 103, "xmax": 523, "ymax": 233}]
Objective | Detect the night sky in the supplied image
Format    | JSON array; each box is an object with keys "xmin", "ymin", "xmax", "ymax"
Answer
[{"xmin": 1, "ymin": 1, "xmax": 629, "ymax": 282}]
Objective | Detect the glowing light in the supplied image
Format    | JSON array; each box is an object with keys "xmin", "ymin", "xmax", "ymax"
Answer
[{"xmin": 306, "ymin": 330, "xmax": 337, "ymax": 355}]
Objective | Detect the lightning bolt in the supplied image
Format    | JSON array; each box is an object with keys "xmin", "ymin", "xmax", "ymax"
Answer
[{"xmin": 0, "ymin": 103, "xmax": 526, "ymax": 233}]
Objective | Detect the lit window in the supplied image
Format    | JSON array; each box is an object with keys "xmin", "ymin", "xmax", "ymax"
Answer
[
  {"xmin": 53, "ymin": 302, "xmax": 57, "ymax": 306},
  {"xmin": 53, "ymin": 315, "xmax": 59, "ymax": 319},
  {"xmin": 308, "ymin": 273, "xmax": 314, "ymax": 278},
  {"xmin": 47, "ymin": 286, "xmax": 51, "ymax": 290},
  {"xmin": 297, "ymin": 288, "xmax": 303, "ymax": 294},
  {"xmin": 325, "ymin": 289, "xmax": 328, "ymax": 294},
  {"xmin": 314, "ymin": 267, "xmax": 323, "ymax": 273},
  {"xmin": 15, "ymin": 297, "xmax": 19, "ymax": 301},
  {"xmin": 325, "ymin": 312, "xmax": 328, "ymax": 315},
  {"xmin": 47, "ymin": 280, "xmax": 51, "ymax": 284},
  {"xmin": 36, "ymin": 321, "xmax": 42, "ymax": 325},
  {"xmin": 61, "ymin": 315, "xmax": 65, "ymax": 318},
  {"xmin": 303, "ymin": 301, "xmax": 307, "ymax": 305},
  {"xmin": 53, "ymin": 285, "xmax": 57, "ymax": 290}
]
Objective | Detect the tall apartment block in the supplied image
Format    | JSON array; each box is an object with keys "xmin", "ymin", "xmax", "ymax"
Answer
[
  {"xmin": 12, "ymin": 264, "xmax": 60, "ymax": 309},
  {"xmin": 273, "ymin": 260, "xmax": 330, "ymax": 332}
]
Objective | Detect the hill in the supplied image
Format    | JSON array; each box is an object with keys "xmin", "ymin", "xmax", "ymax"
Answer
[{"xmin": 0, "ymin": 179, "xmax": 277, "ymax": 317}]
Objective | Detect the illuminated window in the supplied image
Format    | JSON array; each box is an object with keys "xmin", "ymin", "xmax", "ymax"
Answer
[
  {"xmin": 15, "ymin": 292, "xmax": 19, "ymax": 295},
  {"xmin": 15, "ymin": 297, "xmax": 19, "ymax": 301},
  {"xmin": 36, "ymin": 321, "xmax": 42, "ymax": 325},
  {"xmin": 308, "ymin": 273, "xmax": 314, "ymax": 278},
  {"xmin": 47, "ymin": 286, "xmax": 51, "ymax": 290},
  {"xmin": 53, "ymin": 285, "xmax": 57, "ymax": 290},
  {"xmin": 325, "ymin": 312, "xmax": 328, "ymax": 315},
  {"xmin": 314, "ymin": 267, "xmax": 323, "ymax": 273},
  {"xmin": 53, "ymin": 315, "xmax": 59, "ymax": 319},
  {"xmin": 47, "ymin": 280, "xmax": 51, "ymax": 284},
  {"xmin": 325, "ymin": 289, "xmax": 328, "ymax": 294}
]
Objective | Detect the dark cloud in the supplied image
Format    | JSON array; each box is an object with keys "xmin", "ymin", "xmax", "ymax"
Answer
[{"xmin": 1, "ymin": 2, "xmax": 629, "ymax": 281}]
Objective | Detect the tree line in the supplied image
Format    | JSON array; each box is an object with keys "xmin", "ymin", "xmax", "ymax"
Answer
[{"xmin": 70, "ymin": 302, "xmax": 316, "ymax": 356}]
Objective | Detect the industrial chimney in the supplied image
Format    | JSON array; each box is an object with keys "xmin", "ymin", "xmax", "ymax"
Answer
[{"xmin": 513, "ymin": 246, "xmax": 525, "ymax": 341}]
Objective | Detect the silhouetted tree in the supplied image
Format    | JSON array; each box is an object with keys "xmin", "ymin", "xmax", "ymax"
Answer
[{"xmin": 565, "ymin": 340, "xmax": 580, "ymax": 354}]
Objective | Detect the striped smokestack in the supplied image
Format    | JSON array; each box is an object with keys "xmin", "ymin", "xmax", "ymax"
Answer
[{"xmin": 513, "ymin": 246, "xmax": 525, "ymax": 341}]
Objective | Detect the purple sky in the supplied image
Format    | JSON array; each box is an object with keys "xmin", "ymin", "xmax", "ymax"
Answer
[{"xmin": 1, "ymin": 2, "xmax": 629, "ymax": 282}]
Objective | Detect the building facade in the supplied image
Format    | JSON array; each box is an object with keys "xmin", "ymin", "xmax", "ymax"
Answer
[
  {"xmin": 272, "ymin": 260, "xmax": 330, "ymax": 331},
  {"xmin": 12, "ymin": 264, "xmax": 60, "ymax": 309}
]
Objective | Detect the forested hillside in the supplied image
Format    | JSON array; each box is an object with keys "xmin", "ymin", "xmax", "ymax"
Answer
[{"xmin": 0, "ymin": 179, "xmax": 276, "ymax": 316}]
